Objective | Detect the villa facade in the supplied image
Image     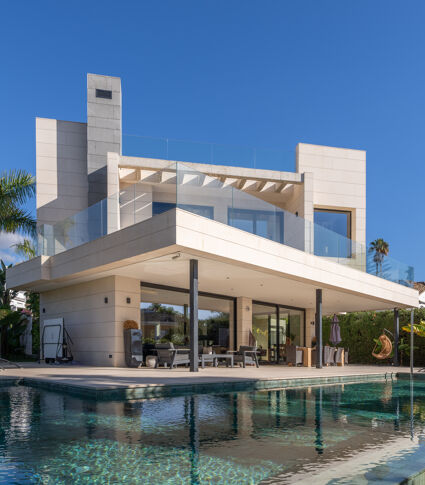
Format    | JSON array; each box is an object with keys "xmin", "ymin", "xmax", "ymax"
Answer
[{"xmin": 6, "ymin": 74, "xmax": 418, "ymax": 367}]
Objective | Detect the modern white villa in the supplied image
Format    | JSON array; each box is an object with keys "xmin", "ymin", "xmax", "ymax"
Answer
[{"xmin": 6, "ymin": 74, "xmax": 418, "ymax": 369}]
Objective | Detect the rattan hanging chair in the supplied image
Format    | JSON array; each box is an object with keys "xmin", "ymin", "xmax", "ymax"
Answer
[{"xmin": 372, "ymin": 330, "xmax": 393, "ymax": 360}]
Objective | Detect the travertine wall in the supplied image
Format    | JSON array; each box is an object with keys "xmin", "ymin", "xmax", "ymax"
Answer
[
  {"xmin": 305, "ymin": 308, "xmax": 316, "ymax": 347},
  {"xmin": 36, "ymin": 118, "xmax": 88, "ymax": 226},
  {"xmin": 87, "ymin": 74, "xmax": 122, "ymax": 206},
  {"xmin": 236, "ymin": 297, "xmax": 252, "ymax": 346},
  {"xmin": 296, "ymin": 143, "xmax": 366, "ymax": 247},
  {"xmin": 40, "ymin": 276, "xmax": 140, "ymax": 367}
]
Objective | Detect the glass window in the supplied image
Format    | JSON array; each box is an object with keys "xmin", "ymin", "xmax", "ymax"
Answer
[
  {"xmin": 282, "ymin": 307, "xmax": 304, "ymax": 347},
  {"xmin": 140, "ymin": 285, "xmax": 233, "ymax": 350},
  {"xmin": 314, "ymin": 209, "xmax": 351, "ymax": 238},
  {"xmin": 314, "ymin": 209, "xmax": 351, "ymax": 258},
  {"xmin": 153, "ymin": 202, "xmax": 214, "ymax": 219},
  {"xmin": 228, "ymin": 208, "xmax": 283, "ymax": 243},
  {"xmin": 252, "ymin": 303, "xmax": 276, "ymax": 362}
]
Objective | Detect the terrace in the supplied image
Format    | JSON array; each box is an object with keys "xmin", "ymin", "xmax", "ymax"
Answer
[{"xmin": 35, "ymin": 137, "xmax": 414, "ymax": 287}]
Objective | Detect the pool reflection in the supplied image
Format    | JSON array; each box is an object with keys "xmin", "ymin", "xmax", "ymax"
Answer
[{"xmin": 1, "ymin": 379, "xmax": 425, "ymax": 484}]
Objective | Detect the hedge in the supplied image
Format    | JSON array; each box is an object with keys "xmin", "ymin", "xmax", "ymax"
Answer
[{"xmin": 323, "ymin": 308, "xmax": 425, "ymax": 366}]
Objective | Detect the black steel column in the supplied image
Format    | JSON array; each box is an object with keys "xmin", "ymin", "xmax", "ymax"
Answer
[
  {"xmin": 276, "ymin": 305, "xmax": 280, "ymax": 364},
  {"xmin": 410, "ymin": 309, "xmax": 414, "ymax": 375},
  {"xmin": 394, "ymin": 308, "xmax": 399, "ymax": 366},
  {"xmin": 315, "ymin": 289, "xmax": 323, "ymax": 369},
  {"xmin": 190, "ymin": 259, "xmax": 199, "ymax": 372}
]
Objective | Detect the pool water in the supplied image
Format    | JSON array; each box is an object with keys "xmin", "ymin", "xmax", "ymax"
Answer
[{"xmin": 1, "ymin": 378, "xmax": 425, "ymax": 484}]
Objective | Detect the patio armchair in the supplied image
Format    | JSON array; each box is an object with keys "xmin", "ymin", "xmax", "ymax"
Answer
[
  {"xmin": 334, "ymin": 347, "xmax": 344, "ymax": 365},
  {"xmin": 286, "ymin": 344, "xmax": 303, "ymax": 366},
  {"xmin": 323, "ymin": 346, "xmax": 337, "ymax": 365},
  {"xmin": 228, "ymin": 346, "xmax": 259, "ymax": 368},
  {"xmin": 155, "ymin": 342, "xmax": 190, "ymax": 369},
  {"xmin": 199, "ymin": 344, "xmax": 216, "ymax": 367}
]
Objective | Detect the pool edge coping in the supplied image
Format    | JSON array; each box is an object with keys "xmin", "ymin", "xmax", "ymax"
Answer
[{"xmin": 0, "ymin": 371, "xmax": 408, "ymax": 401}]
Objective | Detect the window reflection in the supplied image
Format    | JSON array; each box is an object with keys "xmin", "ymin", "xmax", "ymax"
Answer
[
  {"xmin": 153, "ymin": 202, "xmax": 214, "ymax": 219},
  {"xmin": 314, "ymin": 209, "xmax": 352, "ymax": 258},
  {"xmin": 228, "ymin": 208, "xmax": 283, "ymax": 243},
  {"xmin": 252, "ymin": 303, "xmax": 304, "ymax": 363},
  {"xmin": 140, "ymin": 285, "xmax": 233, "ymax": 350}
]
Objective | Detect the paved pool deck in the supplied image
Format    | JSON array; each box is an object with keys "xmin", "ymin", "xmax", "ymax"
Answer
[{"xmin": 0, "ymin": 363, "xmax": 420, "ymax": 400}]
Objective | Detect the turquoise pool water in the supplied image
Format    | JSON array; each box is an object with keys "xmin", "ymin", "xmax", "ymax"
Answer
[{"xmin": 1, "ymin": 378, "xmax": 425, "ymax": 484}]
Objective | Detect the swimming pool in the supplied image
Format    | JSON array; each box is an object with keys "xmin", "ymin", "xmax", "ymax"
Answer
[{"xmin": 1, "ymin": 377, "xmax": 425, "ymax": 484}]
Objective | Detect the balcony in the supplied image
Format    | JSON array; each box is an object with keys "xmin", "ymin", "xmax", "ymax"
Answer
[{"xmin": 36, "ymin": 160, "xmax": 414, "ymax": 287}]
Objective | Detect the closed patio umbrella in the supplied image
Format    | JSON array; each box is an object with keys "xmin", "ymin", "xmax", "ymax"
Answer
[{"xmin": 330, "ymin": 314, "xmax": 341, "ymax": 346}]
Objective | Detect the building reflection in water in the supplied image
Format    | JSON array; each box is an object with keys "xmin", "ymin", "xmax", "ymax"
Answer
[{"xmin": 1, "ymin": 380, "xmax": 424, "ymax": 483}]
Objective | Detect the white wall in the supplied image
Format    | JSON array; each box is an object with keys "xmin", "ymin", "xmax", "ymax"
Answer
[
  {"xmin": 296, "ymin": 143, "xmax": 366, "ymax": 248},
  {"xmin": 40, "ymin": 276, "xmax": 140, "ymax": 367},
  {"xmin": 87, "ymin": 74, "xmax": 122, "ymax": 206},
  {"xmin": 36, "ymin": 118, "xmax": 88, "ymax": 226}
]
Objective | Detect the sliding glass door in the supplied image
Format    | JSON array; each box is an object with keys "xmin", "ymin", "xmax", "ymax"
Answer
[
  {"xmin": 140, "ymin": 284, "xmax": 234, "ymax": 349},
  {"xmin": 252, "ymin": 302, "xmax": 305, "ymax": 363}
]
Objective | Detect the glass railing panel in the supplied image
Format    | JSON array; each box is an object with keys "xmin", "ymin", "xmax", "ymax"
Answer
[
  {"xmin": 36, "ymin": 196, "xmax": 110, "ymax": 256},
  {"xmin": 123, "ymin": 134, "xmax": 294, "ymax": 171},
  {"xmin": 230, "ymin": 187, "xmax": 309, "ymax": 252},
  {"xmin": 119, "ymin": 183, "xmax": 136, "ymax": 230},
  {"xmin": 366, "ymin": 250, "xmax": 414, "ymax": 287},
  {"xmin": 124, "ymin": 135, "xmax": 168, "ymax": 160},
  {"xmin": 176, "ymin": 161, "xmax": 412, "ymax": 285},
  {"xmin": 176, "ymin": 162, "xmax": 233, "ymax": 224},
  {"xmin": 208, "ymin": 143, "xmax": 255, "ymax": 168},
  {"xmin": 176, "ymin": 162, "xmax": 309, "ymax": 251}
]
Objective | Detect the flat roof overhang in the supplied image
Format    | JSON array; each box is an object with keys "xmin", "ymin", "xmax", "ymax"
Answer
[{"xmin": 7, "ymin": 209, "xmax": 418, "ymax": 313}]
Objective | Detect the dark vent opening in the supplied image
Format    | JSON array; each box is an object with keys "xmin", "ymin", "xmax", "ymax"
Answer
[{"xmin": 96, "ymin": 89, "xmax": 112, "ymax": 99}]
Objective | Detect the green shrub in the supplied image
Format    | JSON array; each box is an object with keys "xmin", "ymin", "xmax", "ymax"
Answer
[{"xmin": 323, "ymin": 308, "xmax": 425, "ymax": 366}]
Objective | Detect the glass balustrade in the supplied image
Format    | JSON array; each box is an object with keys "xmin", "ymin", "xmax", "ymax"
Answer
[
  {"xmin": 123, "ymin": 134, "xmax": 294, "ymax": 171},
  {"xmin": 35, "ymin": 161, "xmax": 414, "ymax": 287}
]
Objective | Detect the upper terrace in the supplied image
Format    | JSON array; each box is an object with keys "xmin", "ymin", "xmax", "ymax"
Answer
[{"xmin": 36, "ymin": 142, "xmax": 414, "ymax": 288}]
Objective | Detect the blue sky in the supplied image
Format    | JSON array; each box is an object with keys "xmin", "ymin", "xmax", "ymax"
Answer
[{"xmin": 0, "ymin": 0, "xmax": 424, "ymax": 279}]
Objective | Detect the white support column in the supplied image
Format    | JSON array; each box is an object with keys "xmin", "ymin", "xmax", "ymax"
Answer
[
  {"xmin": 305, "ymin": 308, "xmax": 316, "ymax": 347},
  {"xmin": 236, "ymin": 297, "xmax": 252, "ymax": 347}
]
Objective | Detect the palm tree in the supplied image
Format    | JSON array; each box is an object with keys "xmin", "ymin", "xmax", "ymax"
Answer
[
  {"xmin": 0, "ymin": 259, "xmax": 15, "ymax": 308},
  {"xmin": 12, "ymin": 239, "xmax": 36, "ymax": 259},
  {"xmin": 0, "ymin": 170, "xmax": 36, "ymax": 236},
  {"xmin": 369, "ymin": 238, "xmax": 389, "ymax": 275}
]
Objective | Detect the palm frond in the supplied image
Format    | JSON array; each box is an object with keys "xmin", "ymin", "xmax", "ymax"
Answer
[
  {"xmin": 0, "ymin": 207, "xmax": 36, "ymax": 236},
  {"xmin": 0, "ymin": 170, "xmax": 35, "ymax": 206},
  {"xmin": 12, "ymin": 239, "xmax": 36, "ymax": 259}
]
